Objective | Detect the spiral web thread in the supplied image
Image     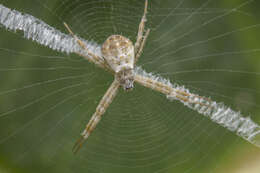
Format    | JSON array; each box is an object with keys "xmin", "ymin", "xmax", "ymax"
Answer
[{"xmin": 0, "ymin": 3, "xmax": 259, "ymax": 149}]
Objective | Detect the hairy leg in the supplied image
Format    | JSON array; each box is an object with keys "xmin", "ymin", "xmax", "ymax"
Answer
[
  {"xmin": 135, "ymin": 28, "xmax": 150, "ymax": 64},
  {"xmin": 134, "ymin": 0, "xmax": 148, "ymax": 55},
  {"xmin": 64, "ymin": 22, "xmax": 110, "ymax": 70},
  {"xmin": 72, "ymin": 79, "xmax": 120, "ymax": 154}
]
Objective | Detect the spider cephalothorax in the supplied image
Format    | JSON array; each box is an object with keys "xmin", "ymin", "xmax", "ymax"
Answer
[
  {"xmin": 115, "ymin": 68, "xmax": 134, "ymax": 91},
  {"xmin": 102, "ymin": 35, "xmax": 135, "ymax": 90}
]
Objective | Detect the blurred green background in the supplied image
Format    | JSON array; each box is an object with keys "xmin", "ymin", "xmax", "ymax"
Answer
[{"xmin": 0, "ymin": 0, "xmax": 260, "ymax": 173}]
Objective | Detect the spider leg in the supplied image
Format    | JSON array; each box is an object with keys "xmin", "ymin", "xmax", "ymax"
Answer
[
  {"xmin": 134, "ymin": 0, "xmax": 149, "ymax": 57},
  {"xmin": 135, "ymin": 28, "xmax": 150, "ymax": 64},
  {"xmin": 134, "ymin": 74, "xmax": 211, "ymax": 107},
  {"xmin": 73, "ymin": 79, "xmax": 120, "ymax": 154},
  {"xmin": 63, "ymin": 22, "xmax": 111, "ymax": 71}
]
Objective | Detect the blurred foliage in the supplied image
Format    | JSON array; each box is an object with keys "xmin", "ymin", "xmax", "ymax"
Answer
[{"xmin": 0, "ymin": 0, "xmax": 260, "ymax": 173}]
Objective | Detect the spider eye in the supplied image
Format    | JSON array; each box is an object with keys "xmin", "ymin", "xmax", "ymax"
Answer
[
  {"xmin": 115, "ymin": 69, "xmax": 134, "ymax": 91},
  {"xmin": 123, "ymin": 80, "xmax": 134, "ymax": 91}
]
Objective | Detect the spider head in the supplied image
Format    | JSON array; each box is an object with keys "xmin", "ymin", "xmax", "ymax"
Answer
[{"xmin": 116, "ymin": 68, "xmax": 134, "ymax": 91}]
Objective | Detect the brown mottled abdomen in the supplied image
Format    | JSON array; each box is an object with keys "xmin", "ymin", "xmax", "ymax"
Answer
[{"xmin": 102, "ymin": 35, "xmax": 135, "ymax": 73}]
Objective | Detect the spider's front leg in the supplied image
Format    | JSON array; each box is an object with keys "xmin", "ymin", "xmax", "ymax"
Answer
[
  {"xmin": 73, "ymin": 79, "xmax": 120, "ymax": 154},
  {"xmin": 134, "ymin": 74, "xmax": 211, "ymax": 107},
  {"xmin": 134, "ymin": 0, "xmax": 150, "ymax": 63},
  {"xmin": 64, "ymin": 22, "xmax": 111, "ymax": 71}
]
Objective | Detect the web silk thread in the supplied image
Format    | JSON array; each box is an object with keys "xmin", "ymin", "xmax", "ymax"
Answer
[{"xmin": 1, "ymin": 3, "xmax": 260, "ymax": 148}]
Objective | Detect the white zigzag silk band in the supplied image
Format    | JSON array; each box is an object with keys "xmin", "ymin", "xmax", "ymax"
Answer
[
  {"xmin": 0, "ymin": 4, "xmax": 102, "ymax": 57},
  {"xmin": 134, "ymin": 67, "xmax": 260, "ymax": 146},
  {"xmin": 0, "ymin": 4, "xmax": 260, "ymax": 147}
]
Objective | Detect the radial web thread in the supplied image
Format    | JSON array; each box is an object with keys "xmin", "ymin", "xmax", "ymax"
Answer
[{"xmin": 1, "ymin": 3, "xmax": 260, "ymax": 148}]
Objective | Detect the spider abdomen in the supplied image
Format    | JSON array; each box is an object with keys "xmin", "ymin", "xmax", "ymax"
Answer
[{"xmin": 101, "ymin": 35, "xmax": 134, "ymax": 73}]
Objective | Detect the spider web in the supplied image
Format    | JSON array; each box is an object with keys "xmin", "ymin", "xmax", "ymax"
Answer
[{"xmin": 0, "ymin": 0, "xmax": 260, "ymax": 173}]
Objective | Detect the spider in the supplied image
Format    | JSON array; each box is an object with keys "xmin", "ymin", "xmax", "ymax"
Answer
[
  {"xmin": 0, "ymin": 0, "xmax": 259, "ymax": 155},
  {"xmin": 64, "ymin": 0, "xmax": 208, "ymax": 154},
  {"xmin": 64, "ymin": 0, "xmax": 150, "ymax": 153}
]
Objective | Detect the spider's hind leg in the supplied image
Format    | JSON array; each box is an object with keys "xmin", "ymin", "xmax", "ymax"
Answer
[
  {"xmin": 73, "ymin": 79, "xmax": 120, "ymax": 154},
  {"xmin": 72, "ymin": 136, "xmax": 85, "ymax": 154}
]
